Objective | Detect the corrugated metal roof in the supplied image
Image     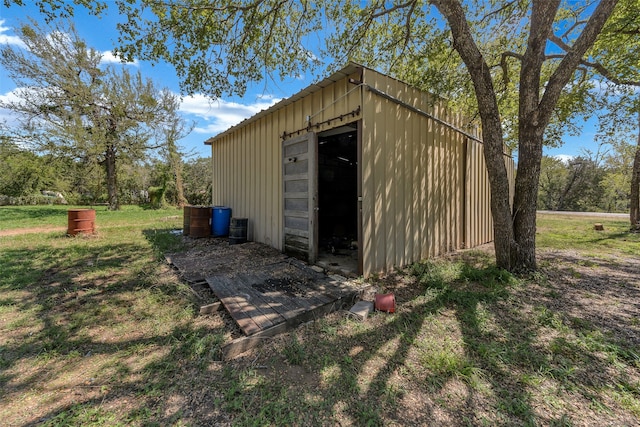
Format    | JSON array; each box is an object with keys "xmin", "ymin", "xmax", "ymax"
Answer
[{"xmin": 204, "ymin": 62, "xmax": 364, "ymax": 145}]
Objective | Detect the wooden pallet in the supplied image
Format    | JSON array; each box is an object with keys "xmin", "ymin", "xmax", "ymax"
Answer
[
  {"xmin": 165, "ymin": 241, "xmax": 288, "ymax": 283},
  {"xmin": 206, "ymin": 260, "xmax": 356, "ymax": 337}
]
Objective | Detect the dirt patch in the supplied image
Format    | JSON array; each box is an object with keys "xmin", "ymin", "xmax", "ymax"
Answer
[
  {"xmin": 165, "ymin": 237, "xmax": 288, "ymax": 283},
  {"xmin": 0, "ymin": 226, "xmax": 67, "ymax": 236},
  {"xmin": 537, "ymin": 250, "xmax": 640, "ymax": 346},
  {"xmin": 3, "ymin": 225, "xmax": 639, "ymax": 426}
]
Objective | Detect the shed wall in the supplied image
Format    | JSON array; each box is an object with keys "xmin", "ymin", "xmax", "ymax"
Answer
[
  {"xmin": 210, "ymin": 65, "xmax": 515, "ymax": 277},
  {"xmin": 211, "ymin": 73, "xmax": 362, "ymax": 249},
  {"xmin": 359, "ymin": 68, "xmax": 514, "ymax": 274}
]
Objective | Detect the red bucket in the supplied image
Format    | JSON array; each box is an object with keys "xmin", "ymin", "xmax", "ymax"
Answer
[{"xmin": 374, "ymin": 293, "xmax": 396, "ymax": 313}]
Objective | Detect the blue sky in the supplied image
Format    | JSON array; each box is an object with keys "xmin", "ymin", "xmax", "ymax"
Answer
[
  {"xmin": 0, "ymin": 2, "xmax": 308, "ymax": 159},
  {"xmin": 0, "ymin": 2, "xmax": 599, "ymax": 161}
]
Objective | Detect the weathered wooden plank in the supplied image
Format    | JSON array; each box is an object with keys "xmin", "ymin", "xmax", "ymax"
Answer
[
  {"xmin": 233, "ymin": 273, "xmax": 285, "ymax": 328},
  {"xmin": 283, "ymin": 141, "xmax": 310, "ymax": 157},
  {"xmin": 284, "ymin": 215, "xmax": 308, "ymax": 231},
  {"xmin": 284, "ymin": 159, "xmax": 309, "ymax": 175},
  {"xmin": 282, "ymin": 171, "xmax": 309, "ymax": 181},
  {"xmin": 283, "ymin": 192, "xmax": 308, "ymax": 199},
  {"xmin": 206, "ymin": 258, "xmax": 361, "ymax": 338},
  {"xmin": 207, "ymin": 276, "xmax": 265, "ymax": 335},
  {"xmin": 217, "ymin": 294, "xmax": 262, "ymax": 336},
  {"xmin": 248, "ymin": 278, "xmax": 309, "ymax": 321},
  {"xmin": 222, "ymin": 290, "xmax": 359, "ymax": 359},
  {"xmin": 212, "ymin": 274, "xmax": 282, "ymax": 332},
  {"xmin": 282, "ymin": 261, "xmax": 340, "ymax": 303},
  {"xmin": 282, "ymin": 246, "xmax": 310, "ymax": 262},
  {"xmin": 212, "ymin": 266, "xmax": 324, "ymax": 328},
  {"xmin": 284, "ymin": 197, "xmax": 308, "ymax": 211},
  {"xmin": 199, "ymin": 301, "xmax": 222, "ymax": 315},
  {"xmin": 281, "ymin": 260, "xmax": 346, "ymax": 302},
  {"xmin": 284, "ymin": 179, "xmax": 308, "ymax": 193},
  {"xmin": 228, "ymin": 265, "xmax": 316, "ymax": 320},
  {"xmin": 285, "ymin": 235, "xmax": 309, "ymax": 251},
  {"xmin": 283, "ymin": 209, "xmax": 309, "ymax": 219},
  {"xmin": 256, "ymin": 267, "xmax": 318, "ymax": 312}
]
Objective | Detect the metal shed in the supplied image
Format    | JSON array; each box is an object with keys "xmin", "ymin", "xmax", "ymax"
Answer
[{"xmin": 205, "ymin": 63, "xmax": 515, "ymax": 277}]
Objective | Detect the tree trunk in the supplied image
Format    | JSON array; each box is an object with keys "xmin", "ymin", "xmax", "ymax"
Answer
[
  {"xmin": 513, "ymin": 129, "xmax": 544, "ymax": 271},
  {"xmin": 433, "ymin": 0, "xmax": 616, "ymax": 272},
  {"xmin": 174, "ymin": 166, "xmax": 187, "ymax": 207},
  {"xmin": 432, "ymin": 0, "xmax": 516, "ymax": 271},
  {"xmin": 631, "ymin": 109, "xmax": 640, "ymax": 231},
  {"xmin": 169, "ymin": 149, "xmax": 188, "ymax": 207},
  {"xmin": 105, "ymin": 144, "xmax": 119, "ymax": 211}
]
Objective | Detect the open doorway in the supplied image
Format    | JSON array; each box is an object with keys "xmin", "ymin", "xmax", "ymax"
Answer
[{"xmin": 316, "ymin": 125, "xmax": 359, "ymax": 276}]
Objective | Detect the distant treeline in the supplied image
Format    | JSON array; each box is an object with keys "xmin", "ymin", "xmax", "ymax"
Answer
[{"xmin": 0, "ymin": 139, "xmax": 211, "ymax": 207}]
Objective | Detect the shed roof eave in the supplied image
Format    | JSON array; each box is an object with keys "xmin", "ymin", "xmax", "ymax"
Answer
[{"xmin": 203, "ymin": 62, "xmax": 364, "ymax": 146}]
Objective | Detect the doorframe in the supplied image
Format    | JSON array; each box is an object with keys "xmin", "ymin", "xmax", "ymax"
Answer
[
  {"xmin": 356, "ymin": 120, "xmax": 363, "ymax": 275},
  {"xmin": 315, "ymin": 121, "xmax": 363, "ymax": 276}
]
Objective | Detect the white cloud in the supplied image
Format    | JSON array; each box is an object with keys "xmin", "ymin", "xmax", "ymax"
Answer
[
  {"xmin": 100, "ymin": 50, "xmax": 139, "ymax": 66},
  {"xmin": 0, "ymin": 86, "xmax": 64, "ymax": 128},
  {"xmin": 1, "ymin": 84, "xmax": 282, "ymax": 141},
  {"xmin": 554, "ymin": 154, "xmax": 574, "ymax": 164},
  {"xmin": 0, "ymin": 88, "xmax": 26, "ymax": 125},
  {"xmin": 180, "ymin": 94, "xmax": 281, "ymax": 135},
  {"xmin": 0, "ymin": 19, "xmax": 26, "ymax": 48},
  {"xmin": 0, "ymin": 87, "xmax": 22, "ymax": 103}
]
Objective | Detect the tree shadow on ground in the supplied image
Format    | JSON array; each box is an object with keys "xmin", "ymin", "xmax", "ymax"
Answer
[
  {"xmin": 217, "ymin": 250, "xmax": 640, "ymax": 426},
  {"xmin": 0, "ymin": 229, "xmax": 231, "ymax": 425},
  {"xmin": 0, "ymin": 206, "xmax": 68, "ymax": 222},
  {"xmin": 2, "ymin": 232, "xmax": 638, "ymax": 426}
]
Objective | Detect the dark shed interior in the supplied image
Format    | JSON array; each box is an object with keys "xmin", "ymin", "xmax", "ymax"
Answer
[{"xmin": 317, "ymin": 129, "xmax": 358, "ymax": 273}]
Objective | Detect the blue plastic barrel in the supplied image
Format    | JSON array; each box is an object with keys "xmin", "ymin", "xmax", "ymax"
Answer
[{"xmin": 211, "ymin": 206, "xmax": 232, "ymax": 237}]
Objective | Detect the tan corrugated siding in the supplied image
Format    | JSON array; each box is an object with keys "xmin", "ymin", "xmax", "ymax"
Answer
[
  {"xmin": 465, "ymin": 139, "xmax": 492, "ymax": 248},
  {"xmin": 210, "ymin": 73, "xmax": 362, "ymax": 251},
  {"xmin": 360, "ymin": 69, "xmax": 488, "ymax": 275},
  {"xmin": 210, "ymin": 64, "xmax": 515, "ymax": 277}
]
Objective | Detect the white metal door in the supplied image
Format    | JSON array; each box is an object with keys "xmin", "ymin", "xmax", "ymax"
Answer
[{"xmin": 282, "ymin": 132, "xmax": 317, "ymax": 262}]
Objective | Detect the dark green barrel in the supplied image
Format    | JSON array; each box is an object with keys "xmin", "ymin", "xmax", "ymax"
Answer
[{"xmin": 229, "ymin": 218, "xmax": 248, "ymax": 245}]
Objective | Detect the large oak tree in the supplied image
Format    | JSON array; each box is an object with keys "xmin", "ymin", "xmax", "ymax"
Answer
[
  {"xmin": 0, "ymin": 20, "xmax": 189, "ymax": 210},
  {"xmin": 590, "ymin": 0, "xmax": 640, "ymax": 230},
  {"xmin": 5, "ymin": 0, "xmax": 639, "ymax": 267}
]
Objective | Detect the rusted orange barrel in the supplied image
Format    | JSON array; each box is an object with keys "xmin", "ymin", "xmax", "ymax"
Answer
[
  {"xmin": 183, "ymin": 205, "xmax": 191, "ymax": 235},
  {"xmin": 67, "ymin": 209, "xmax": 96, "ymax": 236},
  {"xmin": 189, "ymin": 206, "xmax": 211, "ymax": 238}
]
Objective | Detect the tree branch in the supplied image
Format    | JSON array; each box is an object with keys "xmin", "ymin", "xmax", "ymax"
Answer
[
  {"xmin": 581, "ymin": 59, "xmax": 640, "ymax": 87},
  {"xmin": 479, "ymin": 1, "xmax": 517, "ymax": 24},
  {"xmin": 561, "ymin": 19, "xmax": 588, "ymax": 39},
  {"xmin": 519, "ymin": 0, "xmax": 561, "ymax": 128},
  {"xmin": 500, "ymin": 51, "xmax": 524, "ymax": 86},
  {"xmin": 371, "ymin": 1, "xmax": 416, "ymax": 18},
  {"xmin": 548, "ymin": 33, "xmax": 640, "ymax": 87},
  {"xmin": 390, "ymin": 0, "xmax": 419, "ymax": 70},
  {"xmin": 539, "ymin": 0, "xmax": 619, "ymax": 127}
]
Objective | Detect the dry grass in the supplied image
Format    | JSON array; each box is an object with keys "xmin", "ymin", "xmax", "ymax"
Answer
[{"xmin": 1, "ymin": 207, "xmax": 639, "ymax": 426}]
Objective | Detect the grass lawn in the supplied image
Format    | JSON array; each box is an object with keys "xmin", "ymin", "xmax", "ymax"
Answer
[{"xmin": 1, "ymin": 207, "xmax": 639, "ymax": 426}]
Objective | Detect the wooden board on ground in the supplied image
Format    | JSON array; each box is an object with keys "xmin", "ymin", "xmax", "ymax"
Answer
[
  {"xmin": 206, "ymin": 260, "xmax": 358, "ymax": 337},
  {"xmin": 221, "ymin": 290, "xmax": 357, "ymax": 359},
  {"xmin": 166, "ymin": 239, "xmax": 361, "ymax": 357},
  {"xmin": 165, "ymin": 240, "xmax": 288, "ymax": 283},
  {"xmin": 199, "ymin": 302, "xmax": 222, "ymax": 315}
]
